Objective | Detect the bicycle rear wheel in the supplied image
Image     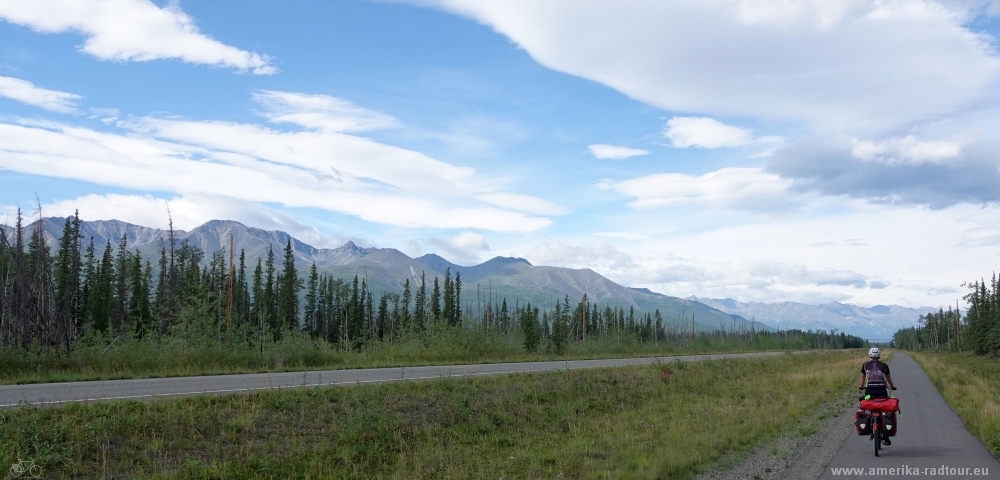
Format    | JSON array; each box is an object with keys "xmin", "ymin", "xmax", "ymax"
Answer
[{"xmin": 874, "ymin": 416, "xmax": 881, "ymax": 457}]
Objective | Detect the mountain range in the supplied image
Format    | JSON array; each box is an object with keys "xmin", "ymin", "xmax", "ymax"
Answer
[
  {"xmin": 4, "ymin": 217, "xmax": 933, "ymax": 337},
  {"xmin": 689, "ymin": 297, "xmax": 934, "ymax": 340},
  {"xmin": 4, "ymin": 217, "xmax": 753, "ymax": 332}
]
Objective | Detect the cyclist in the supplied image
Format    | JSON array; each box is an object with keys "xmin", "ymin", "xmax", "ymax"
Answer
[{"xmin": 859, "ymin": 347, "xmax": 897, "ymax": 444}]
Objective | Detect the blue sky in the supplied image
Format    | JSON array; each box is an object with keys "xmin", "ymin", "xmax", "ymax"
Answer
[{"xmin": 2, "ymin": 0, "xmax": 1000, "ymax": 308}]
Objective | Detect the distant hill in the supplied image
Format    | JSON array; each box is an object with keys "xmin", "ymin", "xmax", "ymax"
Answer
[
  {"xmin": 689, "ymin": 297, "xmax": 935, "ymax": 339},
  {"xmin": 4, "ymin": 217, "xmax": 760, "ymax": 332}
]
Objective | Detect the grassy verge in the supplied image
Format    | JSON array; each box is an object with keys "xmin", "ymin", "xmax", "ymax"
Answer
[
  {"xmin": 908, "ymin": 351, "xmax": 1000, "ymax": 456},
  {"xmin": 0, "ymin": 325, "xmax": 815, "ymax": 385},
  {"xmin": 0, "ymin": 350, "xmax": 860, "ymax": 479}
]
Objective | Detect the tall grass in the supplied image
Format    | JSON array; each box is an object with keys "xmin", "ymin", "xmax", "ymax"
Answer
[
  {"xmin": 909, "ymin": 351, "xmax": 1000, "ymax": 456},
  {"xmin": 0, "ymin": 321, "xmax": 815, "ymax": 385},
  {"xmin": 0, "ymin": 350, "xmax": 861, "ymax": 479}
]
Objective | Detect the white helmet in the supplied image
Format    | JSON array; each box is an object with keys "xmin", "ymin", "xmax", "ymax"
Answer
[{"xmin": 868, "ymin": 347, "xmax": 881, "ymax": 359}]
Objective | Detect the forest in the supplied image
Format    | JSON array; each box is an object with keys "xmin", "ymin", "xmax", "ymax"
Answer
[
  {"xmin": 892, "ymin": 274, "xmax": 1000, "ymax": 355},
  {"xmin": 1, "ymin": 210, "xmax": 866, "ymax": 377}
]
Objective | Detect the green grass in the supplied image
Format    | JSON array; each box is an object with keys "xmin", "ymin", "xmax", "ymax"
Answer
[
  {"xmin": 0, "ymin": 350, "xmax": 861, "ymax": 479},
  {"xmin": 909, "ymin": 351, "xmax": 1000, "ymax": 456},
  {"xmin": 0, "ymin": 324, "xmax": 814, "ymax": 385}
]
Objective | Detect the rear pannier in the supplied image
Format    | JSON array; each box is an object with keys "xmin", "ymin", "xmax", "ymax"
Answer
[{"xmin": 855, "ymin": 411, "xmax": 872, "ymax": 436}]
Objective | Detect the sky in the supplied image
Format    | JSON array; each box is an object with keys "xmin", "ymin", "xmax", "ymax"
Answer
[{"xmin": 2, "ymin": 0, "xmax": 1000, "ymax": 309}]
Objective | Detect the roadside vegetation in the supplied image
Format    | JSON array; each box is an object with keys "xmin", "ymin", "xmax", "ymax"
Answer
[
  {"xmin": 909, "ymin": 351, "xmax": 1000, "ymax": 457},
  {"xmin": 0, "ymin": 351, "xmax": 861, "ymax": 479},
  {"xmin": 0, "ymin": 323, "xmax": 858, "ymax": 385},
  {"xmin": 892, "ymin": 270, "xmax": 1000, "ymax": 457},
  {"xmin": 0, "ymin": 210, "xmax": 865, "ymax": 384}
]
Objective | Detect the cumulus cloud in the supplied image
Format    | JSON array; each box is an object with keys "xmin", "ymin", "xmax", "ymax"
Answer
[
  {"xmin": 418, "ymin": 0, "xmax": 1000, "ymax": 130},
  {"xmin": 587, "ymin": 143, "xmax": 650, "ymax": 159},
  {"xmin": 0, "ymin": 76, "xmax": 80, "ymax": 112},
  {"xmin": 0, "ymin": 91, "xmax": 564, "ymax": 232},
  {"xmin": 664, "ymin": 117, "xmax": 753, "ymax": 148},
  {"xmin": 0, "ymin": 0, "xmax": 275, "ymax": 74},
  {"xmin": 427, "ymin": 231, "xmax": 491, "ymax": 265},
  {"xmin": 850, "ymin": 134, "xmax": 966, "ymax": 165},
  {"xmin": 599, "ymin": 167, "xmax": 794, "ymax": 211}
]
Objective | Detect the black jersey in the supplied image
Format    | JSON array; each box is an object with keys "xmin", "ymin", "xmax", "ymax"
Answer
[{"xmin": 862, "ymin": 359, "xmax": 890, "ymax": 386}]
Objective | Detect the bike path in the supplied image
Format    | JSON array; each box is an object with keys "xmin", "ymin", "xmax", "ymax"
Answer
[
  {"xmin": 818, "ymin": 351, "xmax": 999, "ymax": 479},
  {"xmin": 0, "ymin": 350, "xmax": 797, "ymax": 408}
]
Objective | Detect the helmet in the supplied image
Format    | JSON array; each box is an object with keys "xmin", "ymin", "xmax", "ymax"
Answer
[{"xmin": 868, "ymin": 347, "xmax": 881, "ymax": 359}]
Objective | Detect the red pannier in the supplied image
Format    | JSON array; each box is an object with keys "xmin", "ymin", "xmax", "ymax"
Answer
[{"xmin": 860, "ymin": 397, "xmax": 899, "ymax": 413}]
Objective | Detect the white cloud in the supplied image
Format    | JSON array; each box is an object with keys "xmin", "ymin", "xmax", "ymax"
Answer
[
  {"xmin": 428, "ymin": 231, "xmax": 491, "ymax": 264},
  {"xmin": 599, "ymin": 167, "xmax": 794, "ymax": 210},
  {"xmin": 252, "ymin": 90, "xmax": 399, "ymax": 132},
  {"xmin": 587, "ymin": 143, "xmax": 650, "ymax": 159},
  {"xmin": 663, "ymin": 117, "xmax": 783, "ymax": 156},
  {"xmin": 0, "ymin": 75, "xmax": 80, "ymax": 112},
  {"xmin": 850, "ymin": 134, "xmax": 966, "ymax": 165},
  {"xmin": 526, "ymin": 240, "xmax": 637, "ymax": 271},
  {"xmin": 0, "ymin": 0, "xmax": 275, "ymax": 74},
  {"xmin": 664, "ymin": 117, "xmax": 753, "ymax": 148},
  {"xmin": 0, "ymin": 91, "xmax": 564, "ymax": 233},
  {"xmin": 420, "ymin": 0, "xmax": 1000, "ymax": 130}
]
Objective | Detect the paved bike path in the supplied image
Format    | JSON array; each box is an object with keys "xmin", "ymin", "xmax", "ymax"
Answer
[
  {"xmin": 818, "ymin": 352, "xmax": 999, "ymax": 479},
  {"xmin": 0, "ymin": 351, "xmax": 795, "ymax": 408}
]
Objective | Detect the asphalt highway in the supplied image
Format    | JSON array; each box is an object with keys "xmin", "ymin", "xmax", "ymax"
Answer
[
  {"xmin": 0, "ymin": 350, "xmax": 793, "ymax": 408},
  {"xmin": 818, "ymin": 351, "xmax": 1000, "ymax": 479}
]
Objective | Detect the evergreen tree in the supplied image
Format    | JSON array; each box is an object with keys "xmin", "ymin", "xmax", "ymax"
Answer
[
  {"xmin": 91, "ymin": 241, "xmax": 114, "ymax": 333},
  {"xmin": 414, "ymin": 272, "xmax": 426, "ymax": 330},
  {"xmin": 53, "ymin": 213, "xmax": 82, "ymax": 348},
  {"xmin": 112, "ymin": 235, "xmax": 130, "ymax": 335},
  {"xmin": 431, "ymin": 276, "xmax": 441, "ymax": 319},
  {"xmin": 251, "ymin": 258, "xmax": 264, "ymax": 346},
  {"xmin": 277, "ymin": 239, "xmax": 300, "ymax": 331},
  {"xmin": 376, "ymin": 292, "xmax": 389, "ymax": 340},
  {"xmin": 264, "ymin": 245, "xmax": 278, "ymax": 341},
  {"xmin": 454, "ymin": 271, "xmax": 462, "ymax": 326},
  {"xmin": 304, "ymin": 263, "xmax": 319, "ymax": 336},
  {"xmin": 521, "ymin": 303, "xmax": 540, "ymax": 352},
  {"xmin": 443, "ymin": 267, "xmax": 454, "ymax": 325},
  {"xmin": 401, "ymin": 279, "xmax": 411, "ymax": 328}
]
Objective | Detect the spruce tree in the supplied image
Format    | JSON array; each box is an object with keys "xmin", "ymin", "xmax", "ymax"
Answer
[
  {"xmin": 401, "ymin": 278, "xmax": 411, "ymax": 328},
  {"xmin": 251, "ymin": 258, "xmax": 264, "ymax": 346},
  {"xmin": 454, "ymin": 271, "xmax": 462, "ymax": 326},
  {"xmin": 414, "ymin": 272, "xmax": 426, "ymax": 330},
  {"xmin": 443, "ymin": 267, "xmax": 453, "ymax": 325},
  {"xmin": 521, "ymin": 303, "xmax": 540, "ymax": 352},
  {"xmin": 431, "ymin": 276, "xmax": 441, "ymax": 320},
  {"xmin": 112, "ymin": 235, "xmax": 130, "ymax": 335},
  {"xmin": 264, "ymin": 245, "xmax": 277, "ymax": 341},
  {"xmin": 304, "ymin": 263, "xmax": 319, "ymax": 336},
  {"xmin": 278, "ymin": 239, "xmax": 300, "ymax": 332}
]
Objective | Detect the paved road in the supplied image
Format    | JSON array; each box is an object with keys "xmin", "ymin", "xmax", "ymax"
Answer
[
  {"xmin": 819, "ymin": 351, "xmax": 999, "ymax": 479},
  {"xmin": 0, "ymin": 351, "xmax": 796, "ymax": 408}
]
